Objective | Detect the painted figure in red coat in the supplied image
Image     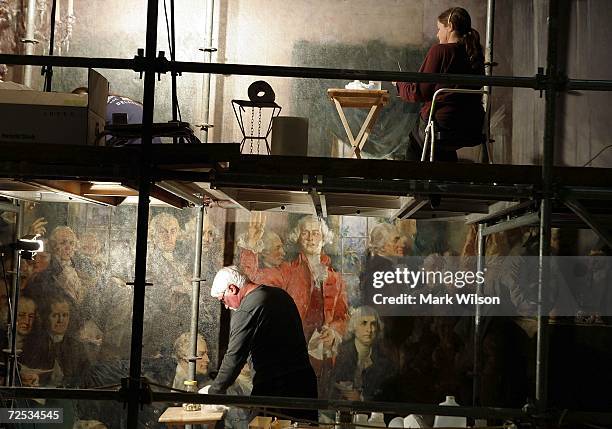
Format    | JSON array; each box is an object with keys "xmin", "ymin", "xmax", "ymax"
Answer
[{"xmin": 238, "ymin": 213, "xmax": 349, "ymax": 395}]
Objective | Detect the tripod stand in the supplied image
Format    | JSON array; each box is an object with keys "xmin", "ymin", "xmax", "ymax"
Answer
[{"xmin": 3, "ymin": 236, "xmax": 44, "ymax": 387}]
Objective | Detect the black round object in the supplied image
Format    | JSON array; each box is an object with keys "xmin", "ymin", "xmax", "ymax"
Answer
[{"xmin": 247, "ymin": 80, "xmax": 275, "ymax": 103}]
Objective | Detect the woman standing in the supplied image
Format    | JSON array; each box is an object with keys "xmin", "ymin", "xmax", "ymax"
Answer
[{"xmin": 397, "ymin": 7, "xmax": 485, "ymax": 161}]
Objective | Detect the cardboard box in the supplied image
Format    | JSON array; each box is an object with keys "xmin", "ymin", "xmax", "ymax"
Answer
[
  {"xmin": 249, "ymin": 416, "xmax": 296, "ymax": 429},
  {"xmin": 0, "ymin": 69, "xmax": 108, "ymax": 146},
  {"xmin": 249, "ymin": 416, "xmax": 274, "ymax": 429},
  {"xmin": 271, "ymin": 419, "xmax": 292, "ymax": 429}
]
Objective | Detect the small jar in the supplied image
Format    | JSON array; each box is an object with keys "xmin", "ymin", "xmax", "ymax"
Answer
[
  {"xmin": 368, "ymin": 80, "xmax": 382, "ymax": 90},
  {"xmin": 182, "ymin": 380, "xmax": 201, "ymax": 411}
]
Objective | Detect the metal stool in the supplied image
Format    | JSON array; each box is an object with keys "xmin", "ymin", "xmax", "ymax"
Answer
[{"xmin": 421, "ymin": 88, "xmax": 489, "ymax": 162}]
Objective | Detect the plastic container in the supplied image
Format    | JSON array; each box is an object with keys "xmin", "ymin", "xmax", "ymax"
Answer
[
  {"xmin": 353, "ymin": 413, "xmax": 369, "ymax": 429},
  {"xmin": 433, "ymin": 396, "xmax": 466, "ymax": 428},
  {"xmin": 388, "ymin": 417, "xmax": 404, "ymax": 428},
  {"xmin": 182, "ymin": 380, "xmax": 201, "ymax": 411},
  {"xmin": 368, "ymin": 412, "xmax": 386, "ymax": 427},
  {"xmin": 403, "ymin": 414, "xmax": 425, "ymax": 428},
  {"xmin": 368, "ymin": 81, "xmax": 382, "ymax": 90}
]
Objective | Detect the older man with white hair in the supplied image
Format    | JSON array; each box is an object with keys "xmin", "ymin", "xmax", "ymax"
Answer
[{"xmin": 207, "ymin": 265, "xmax": 318, "ymax": 422}]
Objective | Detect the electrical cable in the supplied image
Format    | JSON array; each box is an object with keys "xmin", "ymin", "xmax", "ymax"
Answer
[
  {"xmin": 100, "ymin": 123, "xmax": 201, "ymax": 146},
  {"xmin": 0, "ymin": 253, "xmax": 13, "ymax": 318},
  {"xmin": 163, "ymin": 0, "xmax": 183, "ymax": 123},
  {"xmin": 582, "ymin": 144, "xmax": 612, "ymax": 167},
  {"xmin": 163, "ymin": 0, "xmax": 173, "ymax": 58}
]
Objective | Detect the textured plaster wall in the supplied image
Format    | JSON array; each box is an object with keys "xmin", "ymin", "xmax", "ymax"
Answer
[
  {"xmin": 558, "ymin": 0, "xmax": 612, "ymax": 168},
  {"xmin": 507, "ymin": 0, "xmax": 612, "ymax": 167}
]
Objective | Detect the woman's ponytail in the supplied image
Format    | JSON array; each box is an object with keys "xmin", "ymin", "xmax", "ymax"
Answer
[{"xmin": 463, "ymin": 28, "xmax": 484, "ymax": 73}]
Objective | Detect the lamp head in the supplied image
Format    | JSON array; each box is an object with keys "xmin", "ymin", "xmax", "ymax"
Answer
[{"xmin": 14, "ymin": 234, "xmax": 45, "ymax": 259}]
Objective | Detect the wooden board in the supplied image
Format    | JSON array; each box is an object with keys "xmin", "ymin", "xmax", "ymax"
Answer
[
  {"xmin": 327, "ymin": 88, "xmax": 390, "ymax": 108},
  {"xmin": 158, "ymin": 407, "xmax": 224, "ymax": 424}
]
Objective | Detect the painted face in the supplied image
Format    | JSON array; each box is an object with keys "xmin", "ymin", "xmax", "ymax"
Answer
[
  {"xmin": 79, "ymin": 233, "xmax": 100, "ymax": 257},
  {"xmin": 262, "ymin": 235, "xmax": 285, "ymax": 267},
  {"xmin": 52, "ymin": 229, "xmax": 77, "ymax": 262},
  {"xmin": 354, "ymin": 315, "xmax": 378, "ymax": 346},
  {"xmin": 299, "ymin": 220, "xmax": 324, "ymax": 256},
  {"xmin": 437, "ymin": 20, "xmax": 451, "ymax": 44},
  {"xmin": 33, "ymin": 252, "xmax": 51, "ymax": 273},
  {"xmin": 196, "ymin": 339, "xmax": 210, "ymax": 375},
  {"xmin": 156, "ymin": 218, "xmax": 179, "ymax": 252},
  {"xmin": 202, "ymin": 226, "xmax": 215, "ymax": 250},
  {"xmin": 49, "ymin": 302, "xmax": 70, "ymax": 335},
  {"xmin": 381, "ymin": 233, "xmax": 405, "ymax": 257},
  {"xmin": 17, "ymin": 299, "xmax": 36, "ymax": 336}
]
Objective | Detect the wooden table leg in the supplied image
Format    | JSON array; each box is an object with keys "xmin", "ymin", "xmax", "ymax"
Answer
[
  {"xmin": 333, "ymin": 98, "xmax": 359, "ymax": 157},
  {"xmin": 352, "ymin": 104, "xmax": 381, "ymax": 158}
]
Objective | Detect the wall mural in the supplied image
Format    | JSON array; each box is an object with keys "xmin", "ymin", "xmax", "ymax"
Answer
[
  {"xmin": 291, "ymin": 41, "xmax": 428, "ymax": 159},
  {"xmin": 2, "ymin": 202, "xmax": 611, "ymax": 427},
  {"xmin": 0, "ymin": 202, "xmax": 227, "ymax": 427},
  {"xmin": 229, "ymin": 212, "xmax": 482, "ymax": 412}
]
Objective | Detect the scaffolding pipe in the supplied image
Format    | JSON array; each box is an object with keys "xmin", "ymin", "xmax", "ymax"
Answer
[
  {"xmin": 482, "ymin": 0, "xmax": 495, "ymax": 163},
  {"xmin": 126, "ymin": 0, "xmax": 159, "ymax": 426},
  {"xmin": 208, "ymin": 175, "xmax": 536, "ymax": 199},
  {"xmin": 0, "ymin": 53, "xmax": 137, "ymax": 70},
  {"xmin": 0, "ymin": 387, "xmax": 123, "ymax": 401},
  {"xmin": 0, "ymin": 54, "xmax": 540, "ymax": 89},
  {"xmin": 200, "ymin": 0, "xmax": 215, "ymax": 143},
  {"xmin": 11, "ymin": 201, "xmax": 24, "ymax": 299},
  {"xmin": 481, "ymin": 211, "xmax": 540, "ymax": 236},
  {"xmin": 567, "ymin": 79, "xmax": 612, "ymax": 91},
  {"xmin": 536, "ymin": 202, "xmax": 551, "ymax": 411},
  {"xmin": 23, "ymin": 0, "xmax": 37, "ymax": 87},
  {"xmin": 189, "ymin": 206, "xmax": 204, "ymax": 381},
  {"xmin": 0, "ymin": 388, "xmax": 528, "ymax": 420},
  {"xmin": 170, "ymin": 0, "xmax": 178, "ymax": 131},
  {"xmin": 472, "ymin": 223, "xmax": 485, "ymax": 406},
  {"xmin": 149, "ymin": 392, "xmax": 529, "ymax": 421},
  {"xmin": 563, "ymin": 197, "xmax": 612, "ymax": 249},
  {"xmin": 563, "ymin": 186, "xmax": 612, "ymax": 200},
  {"xmin": 536, "ymin": 0, "xmax": 561, "ymax": 414},
  {"xmin": 3, "ymin": 51, "xmax": 612, "ymax": 92},
  {"xmin": 1, "ymin": 386, "xmax": 611, "ymax": 426},
  {"xmin": 7, "ymin": 247, "xmax": 22, "ymax": 387},
  {"xmin": 5, "ymin": 201, "xmax": 25, "ymax": 383},
  {"xmin": 152, "ymin": 62, "xmax": 542, "ymax": 89}
]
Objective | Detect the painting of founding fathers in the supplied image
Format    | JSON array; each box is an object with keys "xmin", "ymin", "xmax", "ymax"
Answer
[
  {"xmin": 15, "ymin": 203, "xmax": 225, "ymax": 405},
  {"xmin": 143, "ymin": 208, "xmax": 225, "ymax": 363},
  {"xmin": 14, "ymin": 200, "xmax": 582, "ymax": 414},
  {"xmin": 234, "ymin": 212, "xmax": 349, "ymax": 398}
]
